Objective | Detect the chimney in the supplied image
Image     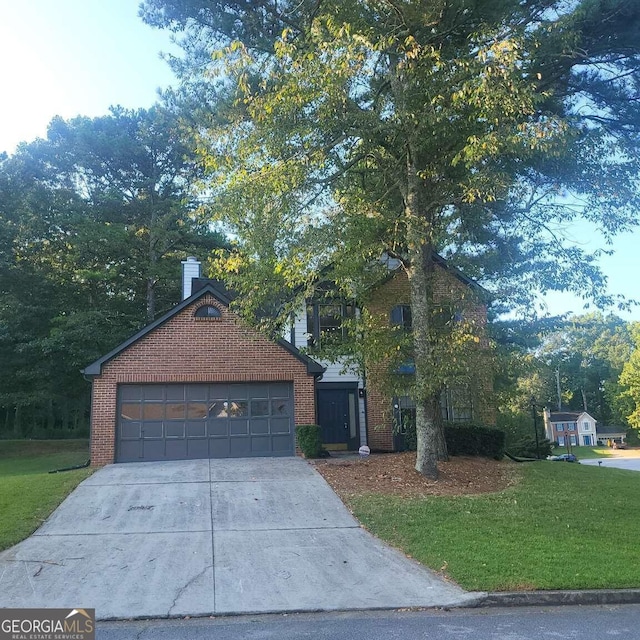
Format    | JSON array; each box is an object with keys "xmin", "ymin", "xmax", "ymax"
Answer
[{"xmin": 181, "ymin": 256, "xmax": 201, "ymax": 300}]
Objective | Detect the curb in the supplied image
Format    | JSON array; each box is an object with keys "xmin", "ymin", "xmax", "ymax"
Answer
[{"xmin": 470, "ymin": 589, "xmax": 640, "ymax": 608}]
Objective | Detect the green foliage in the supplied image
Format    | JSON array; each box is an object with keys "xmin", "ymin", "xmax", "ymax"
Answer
[
  {"xmin": 144, "ymin": 0, "xmax": 640, "ymax": 475},
  {"xmin": 493, "ymin": 313, "xmax": 635, "ymax": 436},
  {"xmin": 0, "ymin": 108, "xmax": 226, "ymax": 438},
  {"xmin": 508, "ymin": 436, "xmax": 554, "ymax": 459},
  {"xmin": 295, "ymin": 424, "xmax": 323, "ymax": 458},
  {"xmin": 398, "ymin": 417, "xmax": 505, "ymax": 459},
  {"xmin": 619, "ymin": 323, "xmax": 640, "ymax": 429},
  {"xmin": 444, "ymin": 423, "xmax": 506, "ymax": 460}
]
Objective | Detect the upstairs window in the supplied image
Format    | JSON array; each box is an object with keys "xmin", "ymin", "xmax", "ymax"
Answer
[
  {"xmin": 195, "ymin": 305, "xmax": 221, "ymax": 319},
  {"xmin": 441, "ymin": 387, "xmax": 473, "ymax": 422},
  {"xmin": 390, "ymin": 305, "xmax": 412, "ymax": 330},
  {"xmin": 556, "ymin": 423, "xmax": 564, "ymax": 432},
  {"xmin": 568, "ymin": 422, "xmax": 575, "ymax": 431},
  {"xmin": 306, "ymin": 302, "xmax": 354, "ymax": 348}
]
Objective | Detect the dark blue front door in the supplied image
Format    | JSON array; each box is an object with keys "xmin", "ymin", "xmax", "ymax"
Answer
[{"xmin": 317, "ymin": 388, "xmax": 359, "ymax": 450}]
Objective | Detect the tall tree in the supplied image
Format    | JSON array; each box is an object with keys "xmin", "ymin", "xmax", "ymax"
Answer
[
  {"xmin": 143, "ymin": 0, "xmax": 640, "ymax": 476},
  {"xmin": 0, "ymin": 107, "xmax": 226, "ymax": 436}
]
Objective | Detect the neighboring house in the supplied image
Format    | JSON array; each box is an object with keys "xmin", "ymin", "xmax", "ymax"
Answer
[
  {"xmin": 542, "ymin": 409, "xmax": 598, "ymax": 447},
  {"xmin": 596, "ymin": 425, "xmax": 627, "ymax": 446},
  {"xmin": 84, "ymin": 255, "xmax": 493, "ymax": 465}
]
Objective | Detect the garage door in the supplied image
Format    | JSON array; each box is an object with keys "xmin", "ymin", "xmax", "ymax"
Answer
[{"xmin": 116, "ymin": 383, "xmax": 295, "ymax": 462}]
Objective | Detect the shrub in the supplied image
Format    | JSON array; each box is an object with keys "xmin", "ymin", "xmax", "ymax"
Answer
[
  {"xmin": 508, "ymin": 435, "xmax": 553, "ymax": 459},
  {"xmin": 296, "ymin": 424, "xmax": 323, "ymax": 458},
  {"xmin": 396, "ymin": 419, "xmax": 505, "ymax": 460},
  {"xmin": 445, "ymin": 423, "xmax": 505, "ymax": 460}
]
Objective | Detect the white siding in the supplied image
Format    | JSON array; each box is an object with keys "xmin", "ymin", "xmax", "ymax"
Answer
[{"xmin": 292, "ymin": 303, "xmax": 368, "ymax": 445}]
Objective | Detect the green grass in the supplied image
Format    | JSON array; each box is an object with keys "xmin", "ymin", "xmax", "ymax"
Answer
[
  {"xmin": 0, "ymin": 440, "xmax": 92, "ymax": 551},
  {"xmin": 349, "ymin": 462, "xmax": 640, "ymax": 591},
  {"xmin": 551, "ymin": 445, "xmax": 612, "ymax": 459}
]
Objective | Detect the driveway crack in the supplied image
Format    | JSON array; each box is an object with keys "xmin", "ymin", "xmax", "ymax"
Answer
[{"xmin": 167, "ymin": 564, "xmax": 212, "ymax": 616}]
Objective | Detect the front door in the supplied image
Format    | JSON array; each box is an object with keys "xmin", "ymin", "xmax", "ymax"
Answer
[{"xmin": 317, "ymin": 387, "xmax": 359, "ymax": 450}]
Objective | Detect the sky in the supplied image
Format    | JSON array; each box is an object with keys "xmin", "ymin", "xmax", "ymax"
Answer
[{"xmin": 1, "ymin": 0, "xmax": 639, "ymax": 321}]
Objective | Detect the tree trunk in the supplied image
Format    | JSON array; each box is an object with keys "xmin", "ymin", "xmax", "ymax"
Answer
[
  {"xmin": 146, "ymin": 197, "xmax": 158, "ymax": 322},
  {"xmin": 581, "ymin": 388, "xmax": 588, "ymax": 412},
  {"xmin": 405, "ymin": 150, "xmax": 448, "ymax": 478}
]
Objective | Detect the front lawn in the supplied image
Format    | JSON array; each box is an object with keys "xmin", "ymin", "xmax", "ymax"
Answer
[
  {"xmin": 345, "ymin": 461, "xmax": 640, "ymax": 591},
  {"xmin": 551, "ymin": 445, "xmax": 612, "ymax": 459},
  {"xmin": 0, "ymin": 440, "xmax": 92, "ymax": 551}
]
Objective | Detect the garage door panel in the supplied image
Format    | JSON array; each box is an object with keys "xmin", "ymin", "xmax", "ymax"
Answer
[
  {"xmin": 120, "ymin": 385, "xmax": 142, "ymax": 401},
  {"xmin": 229, "ymin": 384, "xmax": 249, "ymax": 399},
  {"xmin": 165, "ymin": 423, "xmax": 186, "ymax": 438},
  {"xmin": 165, "ymin": 385, "xmax": 185, "ymax": 401},
  {"xmin": 271, "ymin": 399, "xmax": 291, "ymax": 416},
  {"xmin": 186, "ymin": 421, "xmax": 207, "ymax": 438},
  {"xmin": 271, "ymin": 418, "xmax": 291, "ymax": 434},
  {"xmin": 116, "ymin": 383, "xmax": 295, "ymax": 462},
  {"xmin": 120, "ymin": 422, "xmax": 141, "ymax": 439},
  {"xmin": 230, "ymin": 438, "xmax": 252, "ymax": 457},
  {"xmin": 142, "ymin": 440, "xmax": 166, "ymax": 461},
  {"xmin": 209, "ymin": 419, "xmax": 229, "ymax": 436},
  {"xmin": 119, "ymin": 440, "xmax": 142, "ymax": 461},
  {"xmin": 142, "ymin": 404, "xmax": 164, "ymax": 420},
  {"xmin": 230, "ymin": 420, "xmax": 249, "ymax": 435},
  {"xmin": 272, "ymin": 434, "xmax": 294, "ymax": 452},
  {"xmin": 187, "ymin": 439, "xmax": 209, "ymax": 458},
  {"xmin": 165, "ymin": 439, "xmax": 187, "ymax": 459},
  {"xmin": 208, "ymin": 384, "xmax": 228, "ymax": 398},
  {"xmin": 143, "ymin": 386, "xmax": 164, "ymax": 401},
  {"xmin": 249, "ymin": 436, "xmax": 270, "ymax": 454},
  {"xmin": 210, "ymin": 439, "xmax": 230, "ymax": 458},
  {"xmin": 250, "ymin": 418, "xmax": 269, "ymax": 435},
  {"xmin": 166, "ymin": 403, "xmax": 186, "ymax": 419},
  {"xmin": 269, "ymin": 383, "xmax": 291, "ymax": 398},
  {"xmin": 141, "ymin": 422, "xmax": 163, "ymax": 439}
]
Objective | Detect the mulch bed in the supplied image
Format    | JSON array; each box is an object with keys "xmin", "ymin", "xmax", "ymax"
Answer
[{"xmin": 312, "ymin": 451, "xmax": 519, "ymax": 498}]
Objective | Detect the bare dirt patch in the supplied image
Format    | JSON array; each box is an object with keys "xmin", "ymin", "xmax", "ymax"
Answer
[{"xmin": 312, "ymin": 451, "xmax": 519, "ymax": 499}]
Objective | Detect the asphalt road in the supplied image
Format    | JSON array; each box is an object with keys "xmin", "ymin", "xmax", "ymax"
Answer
[
  {"xmin": 580, "ymin": 458, "xmax": 640, "ymax": 471},
  {"xmin": 97, "ymin": 605, "xmax": 640, "ymax": 640}
]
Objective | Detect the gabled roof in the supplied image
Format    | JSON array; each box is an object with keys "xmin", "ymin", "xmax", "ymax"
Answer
[
  {"xmin": 369, "ymin": 251, "xmax": 489, "ymax": 299},
  {"xmin": 549, "ymin": 411, "xmax": 595, "ymax": 422},
  {"xmin": 82, "ymin": 282, "xmax": 325, "ymax": 377},
  {"xmin": 295, "ymin": 251, "xmax": 488, "ymax": 300},
  {"xmin": 596, "ymin": 425, "xmax": 627, "ymax": 435}
]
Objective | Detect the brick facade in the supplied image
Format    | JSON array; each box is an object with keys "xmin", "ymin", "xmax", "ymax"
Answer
[
  {"xmin": 364, "ymin": 266, "xmax": 494, "ymax": 452},
  {"xmin": 88, "ymin": 294, "xmax": 317, "ymax": 465}
]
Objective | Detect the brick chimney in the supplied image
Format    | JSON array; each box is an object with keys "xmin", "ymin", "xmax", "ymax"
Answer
[{"xmin": 181, "ymin": 256, "xmax": 201, "ymax": 300}]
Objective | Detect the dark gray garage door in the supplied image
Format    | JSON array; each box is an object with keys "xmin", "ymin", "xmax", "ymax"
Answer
[{"xmin": 116, "ymin": 383, "xmax": 295, "ymax": 462}]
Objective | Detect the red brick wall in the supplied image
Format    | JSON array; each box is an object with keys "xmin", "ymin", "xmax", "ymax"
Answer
[
  {"xmin": 364, "ymin": 267, "xmax": 493, "ymax": 451},
  {"xmin": 89, "ymin": 294, "xmax": 316, "ymax": 465}
]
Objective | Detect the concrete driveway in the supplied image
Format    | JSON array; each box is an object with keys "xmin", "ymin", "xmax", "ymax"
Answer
[{"xmin": 0, "ymin": 458, "xmax": 479, "ymax": 619}]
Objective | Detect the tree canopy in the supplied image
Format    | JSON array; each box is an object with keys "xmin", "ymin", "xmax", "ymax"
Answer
[
  {"xmin": 0, "ymin": 107, "xmax": 226, "ymax": 437},
  {"xmin": 142, "ymin": 0, "xmax": 640, "ymax": 476}
]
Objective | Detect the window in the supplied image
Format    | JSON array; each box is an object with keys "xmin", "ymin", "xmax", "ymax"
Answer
[
  {"xmin": 568, "ymin": 422, "xmax": 575, "ymax": 431},
  {"xmin": 558, "ymin": 436, "xmax": 565, "ymax": 446},
  {"xmin": 570, "ymin": 434, "xmax": 577, "ymax": 446},
  {"xmin": 583, "ymin": 421, "xmax": 590, "ymax": 431},
  {"xmin": 195, "ymin": 305, "xmax": 221, "ymax": 319},
  {"xmin": 390, "ymin": 305, "xmax": 412, "ymax": 330},
  {"xmin": 306, "ymin": 301, "xmax": 354, "ymax": 347},
  {"xmin": 556, "ymin": 423, "xmax": 564, "ymax": 432},
  {"xmin": 441, "ymin": 387, "xmax": 473, "ymax": 422}
]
